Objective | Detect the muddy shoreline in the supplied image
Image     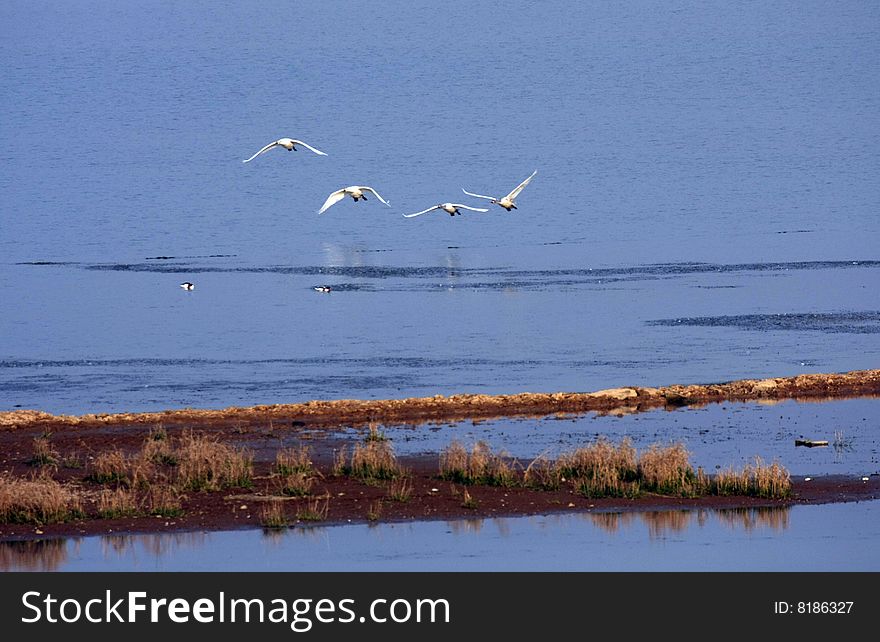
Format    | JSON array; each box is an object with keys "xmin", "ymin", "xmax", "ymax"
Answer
[
  {"xmin": 3, "ymin": 368, "xmax": 879, "ymax": 432},
  {"xmin": 0, "ymin": 460, "xmax": 877, "ymax": 543},
  {"xmin": 2, "ymin": 368, "xmax": 878, "ymax": 543}
]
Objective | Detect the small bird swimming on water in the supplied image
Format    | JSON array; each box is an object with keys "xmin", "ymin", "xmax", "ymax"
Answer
[
  {"xmin": 180, "ymin": 282, "xmax": 195, "ymax": 290},
  {"xmin": 402, "ymin": 203, "xmax": 490, "ymax": 218},
  {"xmin": 314, "ymin": 285, "xmax": 332, "ymax": 293},
  {"xmin": 318, "ymin": 185, "xmax": 391, "ymax": 214},
  {"xmin": 462, "ymin": 170, "xmax": 537, "ymax": 211},
  {"xmin": 242, "ymin": 138, "xmax": 328, "ymax": 163}
]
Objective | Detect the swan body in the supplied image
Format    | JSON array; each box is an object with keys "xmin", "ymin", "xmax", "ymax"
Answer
[
  {"xmin": 403, "ymin": 203, "xmax": 490, "ymax": 218},
  {"xmin": 179, "ymin": 282, "xmax": 194, "ymax": 290},
  {"xmin": 462, "ymin": 170, "xmax": 537, "ymax": 211},
  {"xmin": 318, "ymin": 185, "xmax": 391, "ymax": 214},
  {"xmin": 242, "ymin": 138, "xmax": 328, "ymax": 163}
]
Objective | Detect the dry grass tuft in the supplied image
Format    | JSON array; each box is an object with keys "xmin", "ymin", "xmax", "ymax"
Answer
[
  {"xmin": 367, "ymin": 500, "xmax": 383, "ymax": 522},
  {"xmin": 175, "ymin": 431, "xmax": 253, "ymax": 491},
  {"xmin": 331, "ymin": 446, "xmax": 348, "ymax": 476},
  {"xmin": 349, "ymin": 440, "xmax": 404, "ymax": 482},
  {"xmin": 714, "ymin": 457, "xmax": 791, "ymax": 498},
  {"xmin": 460, "ymin": 488, "xmax": 478, "ymax": 509},
  {"xmin": 276, "ymin": 472, "xmax": 314, "ymax": 497},
  {"xmin": 260, "ymin": 501, "xmax": 289, "ymax": 529},
  {"xmin": 638, "ymin": 443, "xmax": 699, "ymax": 496},
  {"xmin": 439, "ymin": 441, "xmax": 517, "ymax": 486},
  {"xmin": 554, "ymin": 437, "xmax": 639, "ymax": 498},
  {"xmin": 141, "ymin": 429, "xmax": 178, "ymax": 466},
  {"xmin": 274, "ymin": 445, "xmax": 315, "ymax": 476},
  {"xmin": 386, "ymin": 478, "xmax": 412, "ymax": 502},
  {"xmin": 0, "ymin": 474, "xmax": 82, "ymax": 525},
  {"xmin": 28, "ymin": 435, "xmax": 59, "ymax": 468},
  {"xmin": 707, "ymin": 459, "xmax": 790, "ymax": 498},
  {"xmin": 523, "ymin": 454, "xmax": 561, "ymax": 490},
  {"xmin": 365, "ymin": 422, "xmax": 388, "ymax": 442},
  {"xmin": 89, "ymin": 449, "xmax": 130, "ymax": 485},
  {"xmin": 296, "ymin": 494, "xmax": 330, "ymax": 522},
  {"xmin": 146, "ymin": 484, "xmax": 184, "ymax": 517},
  {"xmin": 97, "ymin": 487, "xmax": 140, "ymax": 519}
]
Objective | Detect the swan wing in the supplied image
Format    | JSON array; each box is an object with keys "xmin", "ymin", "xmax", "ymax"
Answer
[
  {"xmin": 402, "ymin": 205, "xmax": 441, "ymax": 218},
  {"xmin": 291, "ymin": 140, "xmax": 328, "ymax": 156},
  {"xmin": 505, "ymin": 170, "xmax": 537, "ymax": 200},
  {"xmin": 450, "ymin": 204, "xmax": 490, "ymax": 212},
  {"xmin": 461, "ymin": 188, "xmax": 496, "ymax": 201},
  {"xmin": 242, "ymin": 140, "xmax": 280, "ymax": 163},
  {"xmin": 318, "ymin": 188, "xmax": 348, "ymax": 214},
  {"xmin": 360, "ymin": 186, "xmax": 391, "ymax": 206}
]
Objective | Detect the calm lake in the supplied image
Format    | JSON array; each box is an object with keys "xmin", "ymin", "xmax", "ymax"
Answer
[
  {"xmin": 0, "ymin": 1, "xmax": 878, "ymax": 572},
  {"xmin": 1, "ymin": 1, "xmax": 878, "ymax": 415},
  {"xmin": 3, "ymin": 501, "xmax": 879, "ymax": 572}
]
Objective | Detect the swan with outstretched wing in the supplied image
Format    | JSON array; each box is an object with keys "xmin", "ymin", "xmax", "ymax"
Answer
[
  {"xmin": 403, "ymin": 203, "xmax": 489, "ymax": 218},
  {"xmin": 462, "ymin": 170, "xmax": 537, "ymax": 211},
  {"xmin": 242, "ymin": 138, "xmax": 328, "ymax": 163},
  {"xmin": 318, "ymin": 186, "xmax": 391, "ymax": 214}
]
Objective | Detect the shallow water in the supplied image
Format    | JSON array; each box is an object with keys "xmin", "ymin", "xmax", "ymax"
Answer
[
  {"xmin": 1, "ymin": 1, "xmax": 879, "ymax": 415},
  {"xmin": 347, "ymin": 398, "xmax": 880, "ymax": 477},
  {"xmin": 3, "ymin": 501, "xmax": 878, "ymax": 571}
]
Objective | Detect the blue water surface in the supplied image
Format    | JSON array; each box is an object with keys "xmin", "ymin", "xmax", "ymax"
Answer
[{"xmin": 1, "ymin": 1, "xmax": 878, "ymax": 415}]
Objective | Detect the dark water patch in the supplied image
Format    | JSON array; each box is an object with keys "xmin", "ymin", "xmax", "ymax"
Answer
[
  {"xmin": 15, "ymin": 261, "xmax": 79, "ymax": 266},
  {"xmin": 309, "ymin": 282, "xmax": 374, "ymax": 292},
  {"xmin": 145, "ymin": 254, "xmax": 237, "ymax": 260},
  {"xmin": 491, "ymin": 260, "xmax": 880, "ymax": 279},
  {"xmin": 648, "ymin": 311, "xmax": 880, "ymax": 334},
  {"xmin": 775, "ymin": 230, "xmax": 815, "ymax": 234},
  {"xmin": 692, "ymin": 285, "xmax": 742, "ymax": 289},
  {"xmin": 70, "ymin": 259, "xmax": 880, "ymax": 280}
]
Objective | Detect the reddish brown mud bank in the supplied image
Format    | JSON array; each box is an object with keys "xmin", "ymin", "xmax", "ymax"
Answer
[
  {"xmin": 2, "ymin": 369, "xmax": 879, "ymax": 432},
  {"xmin": 0, "ymin": 457, "xmax": 876, "ymax": 543}
]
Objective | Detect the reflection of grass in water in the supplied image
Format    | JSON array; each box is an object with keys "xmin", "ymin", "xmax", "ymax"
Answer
[
  {"xmin": 446, "ymin": 518, "xmax": 485, "ymax": 535},
  {"xmin": 587, "ymin": 506, "xmax": 791, "ymax": 537},
  {"xmin": 641, "ymin": 510, "xmax": 692, "ymax": 539},
  {"xmin": 587, "ymin": 511, "xmax": 637, "ymax": 534},
  {"xmin": 100, "ymin": 531, "xmax": 207, "ymax": 559},
  {"xmin": 715, "ymin": 506, "xmax": 790, "ymax": 533},
  {"xmin": 0, "ymin": 538, "xmax": 69, "ymax": 572}
]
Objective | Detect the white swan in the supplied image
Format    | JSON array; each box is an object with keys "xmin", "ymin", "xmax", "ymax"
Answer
[
  {"xmin": 242, "ymin": 138, "xmax": 328, "ymax": 163},
  {"xmin": 179, "ymin": 282, "xmax": 194, "ymax": 290},
  {"xmin": 318, "ymin": 186, "xmax": 391, "ymax": 214},
  {"xmin": 403, "ymin": 203, "xmax": 489, "ymax": 218},
  {"xmin": 462, "ymin": 170, "xmax": 537, "ymax": 211}
]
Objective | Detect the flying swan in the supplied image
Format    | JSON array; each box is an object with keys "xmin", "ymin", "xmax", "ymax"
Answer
[
  {"xmin": 318, "ymin": 186, "xmax": 391, "ymax": 214},
  {"xmin": 242, "ymin": 138, "xmax": 328, "ymax": 163},
  {"xmin": 403, "ymin": 203, "xmax": 490, "ymax": 218},
  {"xmin": 462, "ymin": 170, "xmax": 537, "ymax": 211}
]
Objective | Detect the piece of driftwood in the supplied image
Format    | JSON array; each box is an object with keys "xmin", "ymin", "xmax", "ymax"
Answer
[{"xmin": 795, "ymin": 439, "xmax": 829, "ymax": 448}]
